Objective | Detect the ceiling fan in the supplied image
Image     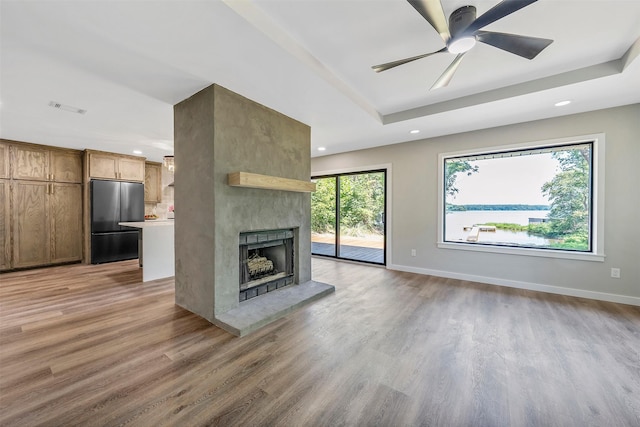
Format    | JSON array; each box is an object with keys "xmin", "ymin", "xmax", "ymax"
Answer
[{"xmin": 372, "ymin": 0, "xmax": 553, "ymax": 89}]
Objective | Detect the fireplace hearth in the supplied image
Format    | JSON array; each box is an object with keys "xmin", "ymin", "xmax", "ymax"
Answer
[{"xmin": 239, "ymin": 229, "xmax": 294, "ymax": 301}]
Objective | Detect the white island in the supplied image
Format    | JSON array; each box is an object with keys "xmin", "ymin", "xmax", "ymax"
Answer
[{"xmin": 119, "ymin": 220, "xmax": 174, "ymax": 282}]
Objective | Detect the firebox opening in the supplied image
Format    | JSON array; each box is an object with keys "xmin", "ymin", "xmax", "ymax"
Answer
[{"xmin": 239, "ymin": 229, "xmax": 295, "ymax": 301}]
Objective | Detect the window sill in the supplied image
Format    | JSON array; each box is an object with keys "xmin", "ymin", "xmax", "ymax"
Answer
[{"xmin": 437, "ymin": 241, "xmax": 605, "ymax": 262}]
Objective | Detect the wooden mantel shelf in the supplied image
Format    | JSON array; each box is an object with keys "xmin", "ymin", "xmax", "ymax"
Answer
[{"xmin": 228, "ymin": 172, "xmax": 316, "ymax": 193}]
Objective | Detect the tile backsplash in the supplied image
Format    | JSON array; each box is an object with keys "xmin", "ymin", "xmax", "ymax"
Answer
[{"xmin": 145, "ymin": 166, "xmax": 174, "ymax": 219}]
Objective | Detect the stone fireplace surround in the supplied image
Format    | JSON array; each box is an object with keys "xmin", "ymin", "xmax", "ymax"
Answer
[{"xmin": 173, "ymin": 84, "xmax": 334, "ymax": 336}]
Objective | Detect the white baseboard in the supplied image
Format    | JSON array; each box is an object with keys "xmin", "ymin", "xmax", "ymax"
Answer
[{"xmin": 387, "ymin": 263, "xmax": 640, "ymax": 307}]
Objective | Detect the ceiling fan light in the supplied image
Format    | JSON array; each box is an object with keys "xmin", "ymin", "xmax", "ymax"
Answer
[{"xmin": 448, "ymin": 37, "xmax": 476, "ymax": 54}]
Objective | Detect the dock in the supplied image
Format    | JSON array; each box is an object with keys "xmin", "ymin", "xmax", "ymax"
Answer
[{"xmin": 464, "ymin": 225, "xmax": 496, "ymax": 242}]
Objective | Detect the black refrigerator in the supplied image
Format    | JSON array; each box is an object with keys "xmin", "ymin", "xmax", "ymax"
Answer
[{"xmin": 91, "ymin": 180, "xmax": 144, "ymax": 264}]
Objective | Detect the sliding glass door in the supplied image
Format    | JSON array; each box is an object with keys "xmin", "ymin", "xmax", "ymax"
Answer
[
  {"xmin": 311, "ymin": 170, "xmax": 386, "ymax": 265},
  {"xmin": 310, "ymin": 176, "xmax": 337, "ymax": 257}
]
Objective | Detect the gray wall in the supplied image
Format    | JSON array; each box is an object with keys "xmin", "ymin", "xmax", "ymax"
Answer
[
  {"xmin": 175, "ymin": 84, "xmax": 312, "ymax": 322},
  {"xmin": 312, "ymin": 104, "xmax": 640, "ymax": 303}
]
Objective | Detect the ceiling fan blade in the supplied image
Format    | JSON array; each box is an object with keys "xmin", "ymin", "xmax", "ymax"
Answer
[
  {"xmin": 431, "ymin": 53, "xmax": 466, "ymax": 90},
  {"xmin": 477, "ymin": 31, "xmax": 553, "ymax": 59},
  {"xmin": 372, "ymin": 47, "xmax": 447, "ymax": 73},
  {"xmin": 408, "ymin": 0, "xmax": 450, "ymax": 43},
  {"xmin": 462, "ymin": 0, "xmax": 538, "ymax": 36}
]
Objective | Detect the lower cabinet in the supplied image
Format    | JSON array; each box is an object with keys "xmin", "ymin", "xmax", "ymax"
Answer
[
  {"xmin": 0, "ymin": 180, "xmax": 10, "ymax": 270},
  {"xmin": 10, "ymin": 180, "xmax": 82, "ymax": 269},
  {"xmin": 50, "ymin": 183, "xmax": 83, "ymax": 264}
]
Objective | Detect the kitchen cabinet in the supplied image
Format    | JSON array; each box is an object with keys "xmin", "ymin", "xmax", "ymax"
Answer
[
  {"xmin": 1, "ymin": 141, "xmax": 84, "ymax": 271},
  {"xmin": 11, "ymin": 181, "xmax": 50, "ymax": 268},
  {"xmin": 50, "ymin": 183, "xmax": 83, "ymax": 264},
  {"xmin": 11, "ymin": 180, "xmax": 83, "ymax": 269},
  {"xmin": 11, "ymin": 144, "xmax": 48, "ymax": 181},
  {"xmin": 87, "ymin": 150, "xmax": 144, "ymax": 182},
  {"xmin": 50, "ymin": 150, "xmax": 83, "ymax": 183},
  {"xmin": 144, "ymin": 162, "xmax": 162, "ymax": 203},
  {"xmin": 0, "ymin": 141, "xmax": 9, "ymax": 179},
  {"xmin": 10, "ymin": 143, "xmax": 82, "ymax": 183},
  {"xmin": 0, "ymin": 180, "xmax": 10, "ymax": 270}
]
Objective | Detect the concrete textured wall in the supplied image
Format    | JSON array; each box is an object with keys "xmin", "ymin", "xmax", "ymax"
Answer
[{"xmin": 174, "ymin": 84, "xmax": 311, "ymax": 322}]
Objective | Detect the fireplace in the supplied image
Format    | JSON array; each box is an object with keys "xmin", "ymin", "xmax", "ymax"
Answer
[
  {"xmin": 239, "ymin": 229, "xmax": 294, "ymax": 301},
  {"xmin": 174, "ymin": 84, "xmax": 334, "ymax": 336}
]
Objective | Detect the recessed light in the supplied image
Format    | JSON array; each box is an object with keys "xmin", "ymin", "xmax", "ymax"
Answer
[
  {"xmin": 410, "ymin": 129, "xmax": 420, "ymax": 134},
  {"xmin": 133, "ymin": 150, "xmax": 143, "ymax": 155},
  {"xmin": 555, "ymin": 100, "xmax": 571, "ymax": 107},
  {"xmin": 317, "ymin": 147, "xmax": 326, "ymax": 151}
]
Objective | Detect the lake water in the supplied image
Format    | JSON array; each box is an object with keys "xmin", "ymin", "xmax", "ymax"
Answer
[{"xmin": 445, "ymin": 210, "xmax": 552, "ymax": 246}]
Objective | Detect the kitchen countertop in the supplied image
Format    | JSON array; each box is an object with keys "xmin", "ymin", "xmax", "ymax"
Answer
[
  {"xmin": 119, "ymin": 220, "xmax": 174, "ymax": 228},
  {"xmin": 118, "ymin": 220, "xmax": 174, "ymax": 282}
]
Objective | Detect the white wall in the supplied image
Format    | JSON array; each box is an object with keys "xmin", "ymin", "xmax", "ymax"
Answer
[{"xmin": 312, "ymin": 104, "xmax": 640, "ymax": 305}]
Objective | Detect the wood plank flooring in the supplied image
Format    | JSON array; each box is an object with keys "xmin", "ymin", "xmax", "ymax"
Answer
[{"xmin": 1, "ymin": 259, "xmax": 639, "ymax": 426}]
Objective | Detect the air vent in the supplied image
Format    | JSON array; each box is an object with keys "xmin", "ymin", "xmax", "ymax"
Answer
[{"xmin": 48, "ymin": 101, "xmax": 87, "ymax": 115}]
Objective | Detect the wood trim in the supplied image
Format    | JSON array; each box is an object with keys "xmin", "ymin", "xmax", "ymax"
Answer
[{"xmin": 228, "ymin": 172, "xmax": 316, "ymax": 193}]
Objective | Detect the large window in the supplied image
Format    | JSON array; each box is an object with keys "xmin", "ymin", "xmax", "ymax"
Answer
[
  {"xmin": 311, "ymin": 170, "xmax": 386, "ymax": 265},
  {"xmin": 438, "ymin": 135, "xmax": 604, "ymax": 261}
]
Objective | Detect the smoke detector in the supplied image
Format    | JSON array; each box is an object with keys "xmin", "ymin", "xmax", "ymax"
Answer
[{"xmin": 48, "ymin": 101, "xmax": 87, "ymax": 115}]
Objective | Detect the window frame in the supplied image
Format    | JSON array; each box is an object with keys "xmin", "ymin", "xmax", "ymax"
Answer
[{"xmin": 437, "ymin": 134, "xmax": 605, "ymax": 262}]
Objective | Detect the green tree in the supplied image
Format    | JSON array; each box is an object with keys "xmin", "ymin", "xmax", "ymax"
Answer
[
  {"xmin": 541, "ymin": 146, "xmax": 590, "ymax": 246},
  {"xmin": 310, "ymin": 178, "xmax": 336, "ymax": 233},
  {"xmin": 310, "ymin": 173, "xmax": 385, "ymax": 236},
  {"xmin": 445, "ymin": 160, "xmax": 479, "ymax": 210},
  {"xmin": 339, "ymin": 173, "xmax": 385, "ymax": 235},
  {"xmin": 445, "ymin": 160, "xmax": 479, "ymax": 198}
]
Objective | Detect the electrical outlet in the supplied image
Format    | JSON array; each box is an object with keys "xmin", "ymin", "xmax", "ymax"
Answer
[
  {"xmin": 411, "ymin": 249, "xmax": 416, "ymax": 257},
  {"xmin": 611, "ymin": 268, "xmax": 621, "ymax": 279}
]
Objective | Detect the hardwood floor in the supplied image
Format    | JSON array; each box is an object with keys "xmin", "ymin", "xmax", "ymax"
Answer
[{"xmin": 1, "ymin": 258, "xmax": 639, "ymax": 426}]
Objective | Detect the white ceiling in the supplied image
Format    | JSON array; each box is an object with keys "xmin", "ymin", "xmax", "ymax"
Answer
[{"xmin": 1, "ymin": 0, "xmax": 639, "ymax": 162}]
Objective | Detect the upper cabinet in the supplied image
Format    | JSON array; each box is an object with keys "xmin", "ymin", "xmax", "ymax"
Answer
[
  {"xmin": 144, "ymin": 162, "xmax": 162, "ymax": 203},
  {"xmin": 118, "ymin": 157, "xmax": 145, "ymax": 182},
  {"xmin": 8, "ymin": 142, "xmax": 82, "ymax": 183},
  {"xmin": 11, "ymin": 144, "xmax": 48, "ymax": 181},
  {"xmin": 86, "ymin": 150, "xmax": 144, "ymax": 182},
  {"xmin": 50, "ymin": 150, "xmax": 83, "ymax": 183}
]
